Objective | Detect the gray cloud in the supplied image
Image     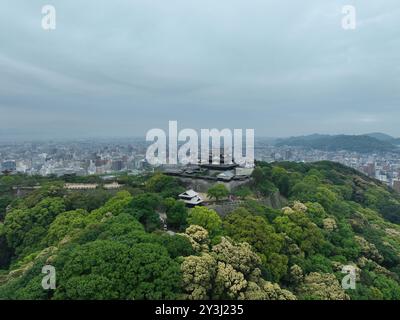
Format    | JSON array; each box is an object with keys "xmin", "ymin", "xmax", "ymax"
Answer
[{"xmin": 0, "ymin": 0, "xmax": 399, "ymax": 140}]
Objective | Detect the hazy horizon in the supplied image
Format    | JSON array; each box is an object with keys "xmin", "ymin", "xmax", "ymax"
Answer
[
  {"xmin": 0, "ymin": 131, "xmax": 399, "ymax": 144},
  {"xmin": 1, "ymin": 0, "xmax": 400, "ymax": 140}
]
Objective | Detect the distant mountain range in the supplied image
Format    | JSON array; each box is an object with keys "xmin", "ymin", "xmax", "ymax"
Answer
[
  {"xmin": 364, "ymin": 132, "xmax": 400, "ymax": 145},
  {"xmin": 364, "ymin": 132, "xmax": 396, "ymax": 142},
  {"xmin": 274, "ymin": 132, "xmax": 400, "ymax": 153}
]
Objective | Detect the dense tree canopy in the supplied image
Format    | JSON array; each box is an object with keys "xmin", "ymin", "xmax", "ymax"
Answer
[
  {"xmin": 1, "ymin": 162, "xmax": 400, "ymax": 300},
  {"xmin": 187, "ymin": 207, "xmax": 222, "ymax": 238},
  {"xmin": 207, "ymin": 184, "xmax": 229, "ymax": 202},
  {"xmin": 164, "ymin": 198, "xmax": 188, "ymax": 231}
]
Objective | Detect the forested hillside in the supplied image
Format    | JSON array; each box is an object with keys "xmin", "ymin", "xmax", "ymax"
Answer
[
  {"xmin": 1, "ymin": 161, "xmax": 400, "ymax": 300},
  {"xmin": 275, "ymin": 134, "xmax": 398, "ymax": 153}
]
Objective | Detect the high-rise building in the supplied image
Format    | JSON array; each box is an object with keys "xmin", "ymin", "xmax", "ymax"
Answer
[
  {"xmin": 393, "ymin": 180, "xmax": 400, "ymax": 193},
  {"xmin": 363, "ymin": 162, "xmax": 375, "ymax": 177},
  {"xmin": 1, "ymin": 160, "xmax": 16, "ymax": 172},
  {"xmin": 111, "ymin": 160, "xmax": 124, "ymax": 171}
]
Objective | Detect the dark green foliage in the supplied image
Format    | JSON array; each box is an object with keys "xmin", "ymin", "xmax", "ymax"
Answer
[
  {"xmin": 187, "ymin": 206, "xmax": 222, "ymax": 238},
  {"xmin": 0, "ymin": 195, "xmax": 13, "ymax": 221},
  {"xmin": 146, "ymin": 174, "xmax": 185, "ymax": 198},
  {"xmin": 129, "ymin": 193, "xmax": 162, "ymax": 231},
  {"xmin": 64, "ymin": 189, "xmax": 112, "ymax": 212},
  {"xmin": 380, "ymin": 205, "xmax": 400, "ymax": 224},
  {"xmin": 2, "ymin": 160, "xmax": 400, "ymax": 300},
  {"xmin": 223, "ymin": 207, "xmax": 287, "ymax": 281},
  {"xmin": 0, "ymin": 234, "xmax": 13, "ymax": 269},
  {"xmin": 53, "ymin": 241, "xmax": 182, "ymax": 300},
  {"xmin": 271, "ymin": 167, "xmax": 290, "ymax": 197},
  {"xmin": 207, "ymin": 184, "xmax": 230, "ymax": 202},
  {"xmin": 274, "ymin": 210, "xmax": 325, "ymax": 256},
  {"xmin": 3, "ymin": 197, "xmax": 65, "ymax": 255},
  {"xmin": 164, "ymin": 198, "xmax": 188, "ymax": 231},
  {"xmin": 156, "ymin": 233, "xmax": 195, "ymax": 259},
  {"xmin": 0, "ymin": 256, "xmax": 52, "ymax": 299},
  {"xmin": 232, "ymin": 186, "xmax": 252, "ymax": 199},
  {"xmin": 251, "ymin": 166, "xmax": 278, "ymax": 196}
]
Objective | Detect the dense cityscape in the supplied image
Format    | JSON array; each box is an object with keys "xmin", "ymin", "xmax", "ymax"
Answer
[{"xmin": 1, "ymin": 137, "xmax": 400, "ymax": 193}]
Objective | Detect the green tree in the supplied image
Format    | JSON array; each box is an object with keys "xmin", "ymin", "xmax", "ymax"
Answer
[
  {"xmin": 223, "ymin": 208, "xmax": 287, "ymax": 281},
  {"xmin": 207, "ymin": 184, "xmax": 229, "ymax": 202},
  {"xmin": 164, "ymin": 198, "xmax": 188, "ymax": 231},
  {"xmin": 157, "ymin": 233, "xmax": 194, "ymax": 258},
  {"xmin": 181, "ymin": 226, "xmax": 296, "ymax": 300},
  {"xmin": 0, "ymin": 195, "xmax": 13, "ymax": 221},
  {"xmin": 271, "ymin": 167, "xmax": 290, "ymax": 197},
  {"xmin": 274, "ymin": 204, "xmax": 325, "ymax": 256},
  {"xmin": 87, "ymin": 191, "xmax": 133, "ymax": 222},
  {"xmin": 251, "ymin": 166, "xmax": 278, "ymax": 196},
  {"xmin": 54, "ymin": 240, "xmax": 182, "ymax": 300},
  {"xmin": 64, "ymin": 189, "xmax": 112, "ymax": 212},
  {"xmin": 0, "ymin": 232, "xmax": 13, "ymax": 269},
  {"xmin": 187, "ymin": 207, "xmax": 222, "ymax": 237},
  {"xmin": 3, "ymin": 197, "xmax": 65, "ymax": 255},
  {"xmin": 146, "ymin": 173, "xmax": 184, "ymax": 198},
  {"xmin": 45, "ymin": 209, "xmax": 89, "ymax": 245},
  {"xmin": 232, "ymin": 186, "xmax": 252, "ymax": 200},
  {"xmin": 297, "ymin": 272, "xmax": 349, "ymax": 300},
  {"xmin": 129, "ymin": 193, "xmax": 162, "ymax": 231}
]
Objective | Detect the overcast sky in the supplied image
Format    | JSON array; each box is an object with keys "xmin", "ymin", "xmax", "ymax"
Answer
[{"xmin": 0, "ymin": 0, "xmax": 399, "ymax": 140}]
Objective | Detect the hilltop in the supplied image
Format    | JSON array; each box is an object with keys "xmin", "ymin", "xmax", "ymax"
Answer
[
  {"xmin": 1, "ymin": 161, "xmax": 400, "ymax": 300},
  {"xmin": 275, "ymin": 134, "xmax": 399, "ymax": 153}
]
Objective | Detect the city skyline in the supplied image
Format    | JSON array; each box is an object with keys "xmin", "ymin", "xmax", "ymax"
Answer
[{"xmin": 2, "ymin": 136, "xmax": 400, "ymax": 183}]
